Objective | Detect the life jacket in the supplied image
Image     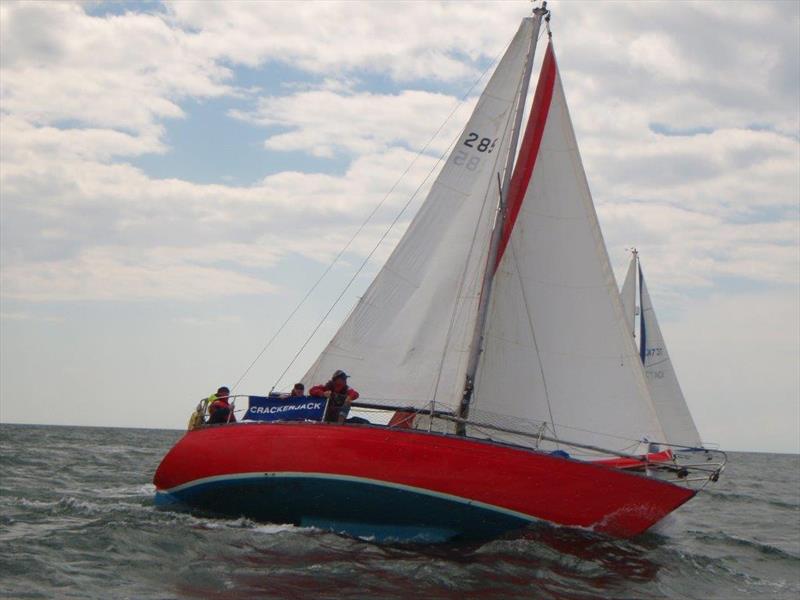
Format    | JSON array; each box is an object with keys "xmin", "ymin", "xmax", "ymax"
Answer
[
  {"xmin": 319, "ymin": 381, "xmax": 358, "ymax": 400},
  {"xmin": 208, "ymin": 398, "xmax": 234, "ymax": 424},
  {"xmin": 188, "ymin": 394, "xmax": 215, "ymax": 430},
  {"xmin": 187, "ymin": 409, "xmax": 204, "ymax": 431}
]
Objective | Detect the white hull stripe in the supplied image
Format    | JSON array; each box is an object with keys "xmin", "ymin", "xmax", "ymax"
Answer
[{"xmin": 157, "ymin": 471, "xmax": 540, "ymax": 524}]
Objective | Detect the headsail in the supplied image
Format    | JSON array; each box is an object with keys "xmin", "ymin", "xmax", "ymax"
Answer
[
  {"xmin": 470, "ymin": 42, "xmax": 667, "ymax": 453},
  {"xmin": 639, "ymin": 265, "xmax": 703, "ymax": 448},
  {"xmin": 303, "ymin": 19, "xmax": 537, "ymax": 408}
]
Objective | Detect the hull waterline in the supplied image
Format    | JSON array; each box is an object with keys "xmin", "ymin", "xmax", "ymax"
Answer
[{"xmin": 153, "ymin": 422, "xmax": 695, "ymax": 542}]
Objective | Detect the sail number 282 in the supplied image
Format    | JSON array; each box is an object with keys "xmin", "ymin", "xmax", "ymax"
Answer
[{"xmin": 453, "ymin": 132, "xmax": 498, "ymax": 171}]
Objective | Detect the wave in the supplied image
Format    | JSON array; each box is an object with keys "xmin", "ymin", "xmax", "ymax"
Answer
[
  {"xmin": 703, "ymin": 488, "xmax": 799, "ymax": 511},
  {"xmin": 687, "ymin": 530, "xmax": 800, "ymax": 561}
]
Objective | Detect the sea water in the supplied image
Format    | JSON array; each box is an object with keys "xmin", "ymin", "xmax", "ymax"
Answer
[{"xmin": 1, "ymin": 423, "xmax": 798, "ymax": 599}]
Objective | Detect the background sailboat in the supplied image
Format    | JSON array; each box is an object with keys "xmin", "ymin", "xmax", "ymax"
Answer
[{"xmin": 620, "ymin": 251, "xmax": 704, "ymax": 449}]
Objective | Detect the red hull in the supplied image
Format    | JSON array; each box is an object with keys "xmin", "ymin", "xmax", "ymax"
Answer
[
  {"xmin": 154, "ymin": 422, "xmax": 694, "ymax": 539},
  {"xmin": 593, "ymin": 449, "xmax": 675, "ymax": 470}
]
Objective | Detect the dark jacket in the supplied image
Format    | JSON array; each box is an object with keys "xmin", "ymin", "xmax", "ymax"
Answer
[{"xmin": 309, "ymin": 381, "xmax": 359, "ymax": 422}]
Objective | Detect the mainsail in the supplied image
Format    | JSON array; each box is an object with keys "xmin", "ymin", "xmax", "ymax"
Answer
[
  {"xmin": 303, "ymin": 18, "xmax": 537, "ymax": 407},
  {"xmin": 305, "ymin": 23, "xmax": 669, "ymax": 455},
  {"xmin": 633, "ymin": 257, "xmax": 703, "ymax": 448}
]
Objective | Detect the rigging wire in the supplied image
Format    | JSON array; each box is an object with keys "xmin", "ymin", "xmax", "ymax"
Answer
[
  {"xmin": 231, "ymin": 53, "xmax": 507, "ymax": 393},
  {"xmin": 509, "ymin": 240, "xmax": 558, "ymax": 440}
]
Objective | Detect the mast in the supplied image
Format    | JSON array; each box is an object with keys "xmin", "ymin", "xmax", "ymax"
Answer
[{"xmin": 456, "ymin": 3, "xmax": 550, "ymax": 430}]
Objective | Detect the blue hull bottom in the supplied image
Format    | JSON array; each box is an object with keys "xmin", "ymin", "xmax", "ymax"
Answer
[{"xmin": 155, "ymin": 475, "xmax": 532, "ymax": 542}]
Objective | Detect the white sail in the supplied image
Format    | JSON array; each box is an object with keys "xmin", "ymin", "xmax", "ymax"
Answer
[
  {"xmin": 620, "ymin": 253, "xmax": 637, "ymax": 337},
  {"xmin": 639, "ymin": 266, "xmax": 703, "ymax": 448},
  {"xmin": 471, "ymin": 43, "xmax": 667, "ymax": 453},
  {"xmin": 303, "ymin": 19, "xmax": 536, "ymax": 408}
]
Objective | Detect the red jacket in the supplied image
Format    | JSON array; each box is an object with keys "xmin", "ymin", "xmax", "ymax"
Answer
[
  {"xmin": 309, "ymin": 382, "xmax": 359, "ymax": 401},
  {"xmin": 208, "ymin": 398, "xmax": 236, "ymax": 423}
]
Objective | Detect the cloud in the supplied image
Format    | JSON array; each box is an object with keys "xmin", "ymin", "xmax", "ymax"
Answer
[
  {"xmin": 173, "ymin": 314, "xmax": 242, "ymax": 326},
  {"xmin": 0, "ymin": 310, "xmax": 63, "ymax": 322},
  {"xmin": 1, "ymin": 1, "xmax": 232, "ymax": 135},
  {"xmin": 668, "ymin": 289, "xmax": 800, "ymax": 453},
  {"xmin": 601, "ymin": 202, "xmax": 799, "ymax": 292},
  {"xmin": 0, "ymin": 115, "xmax": 165, "ymax": 162},
  {"xmin": 165, "ymin": 0, "xmax": 527, "ymax": 81},
  {"xmin": 230, "ymin": 89, "xmax": 469, "ymax": 158},
  {"xmin": 0, "ymin": 245, "xmax": 278, "ymax": 302},
  {"xmin": 0, "ymin": 131, "xmax": 435, "ymax": 300},
  {"xmin": 582, "ymin": 127, "xmax": 798, "ymax": 217},
  {"xmin": 1, "ymin": 0, "xmax": 797, "ymax": 305},
  {"xmin": 552, "ymin": 0, "xmax": 799, "ymax": 136}
]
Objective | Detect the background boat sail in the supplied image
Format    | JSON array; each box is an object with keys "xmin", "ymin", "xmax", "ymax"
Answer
[
  {"xmin": 154, "ymin": 5, "xmax": 725, "ymax": 542},
  {"xmin": 620, "ymin": 251, "xmax": 704, "ymax": 449}
]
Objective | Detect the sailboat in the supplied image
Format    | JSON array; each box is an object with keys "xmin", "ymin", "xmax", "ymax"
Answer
[
  {"xmin": 154, "ymin": 5, "xmax": 725, "ymax": 542},
  {"xmin": 620, "ymin": 250, "xmax": 704, "ymax": 450}
]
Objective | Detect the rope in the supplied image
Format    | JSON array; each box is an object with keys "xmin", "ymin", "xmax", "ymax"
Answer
[{"xmin": 231, "ymin": 52, "xmax": 507, "ymax": 393}]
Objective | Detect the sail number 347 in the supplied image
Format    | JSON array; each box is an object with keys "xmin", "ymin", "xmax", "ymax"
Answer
[{"xmin": 453, "ymin": 132, "xmax": 498, "ymax": 171}]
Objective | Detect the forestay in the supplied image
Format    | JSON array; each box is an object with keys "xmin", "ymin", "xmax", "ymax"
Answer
[
  {"xmin": 471, "ymin": 43, "xmax": 667, "ymax": 454},
  {"xmin": 303, "ymin": 19, "xmax": 536, "ymax": 409},
  {"xmin": 639, "ymin": 266, "xmax": 703, "ymax": 448}
]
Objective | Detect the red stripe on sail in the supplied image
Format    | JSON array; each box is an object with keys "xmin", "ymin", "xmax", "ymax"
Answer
[{"xmin": 495, "ymin": 42, "xmax": 557, "ymax": 271}]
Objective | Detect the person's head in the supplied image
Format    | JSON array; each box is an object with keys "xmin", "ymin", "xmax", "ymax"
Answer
[
  {"xmin": 217, "ymin": 386, "xmax": 230, "ymax": 401},
  {"xmin": 291, "ymin": 383, "xmax": 305, "ymax": 397},
  {"xmin": 330, "ymin": 370, "xmax": 349, "ymax": 392}
]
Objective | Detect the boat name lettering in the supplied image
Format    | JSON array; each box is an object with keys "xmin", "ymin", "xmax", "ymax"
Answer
[{"xmin": 248, "ymin": 402, "xmax": 323, "ymax": 415}]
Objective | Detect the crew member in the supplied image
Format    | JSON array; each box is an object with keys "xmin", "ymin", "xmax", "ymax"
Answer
[
  {"xmin": 290, "ymin": 383, "xmax": 305, "ymax": 397},
  {"xmin": 208, "ymin": 386, "xmax": 236, "ymax": 424},
  {"xmin": 309, "ymin": 370, "xmax": 359, "ymax": 424}
]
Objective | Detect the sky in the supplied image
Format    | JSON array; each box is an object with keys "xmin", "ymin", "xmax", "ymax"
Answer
[{"xmin": 0, "ymin": 0, "xmax": 798, "ymax": 453}]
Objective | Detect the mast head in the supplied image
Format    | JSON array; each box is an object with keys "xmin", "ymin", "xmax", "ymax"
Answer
[{"xmin": 532, "ymin": 1, "xmax": 552, "ymax": 37}]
